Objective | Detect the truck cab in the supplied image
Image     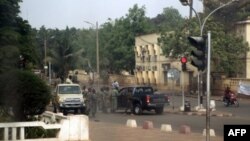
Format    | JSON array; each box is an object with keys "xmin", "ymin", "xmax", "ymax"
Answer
[{"xmin": 53, "ymin": 83, "xmax": 86, "ymax": 115}]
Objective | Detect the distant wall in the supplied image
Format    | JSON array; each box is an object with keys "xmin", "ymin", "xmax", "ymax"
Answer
[
  {"xmin": 108, "ymin": 74, "xmax": 136, "ymax": 87},
  {"xmin": 73, "ymin": 70, "xmax": 136, "ymax": 88},
  {"xmin": 212, "ymin": 77, "xmax": 250, "ymax": 98}
]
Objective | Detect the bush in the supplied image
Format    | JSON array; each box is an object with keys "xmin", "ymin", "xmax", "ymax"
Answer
[{"xmin": 0, "ymin": 70, "xmax": 51, "ymax": 121}]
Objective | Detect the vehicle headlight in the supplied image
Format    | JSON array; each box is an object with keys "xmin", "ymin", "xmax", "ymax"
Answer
[{"xmin": 59, "ymin": 98, "xmax": 65, "ymax": 103}]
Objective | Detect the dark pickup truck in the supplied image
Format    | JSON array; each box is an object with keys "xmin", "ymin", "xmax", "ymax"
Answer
[{"xmin": 117, "ymin": 86, "xmax": 166, "ymax": 115}]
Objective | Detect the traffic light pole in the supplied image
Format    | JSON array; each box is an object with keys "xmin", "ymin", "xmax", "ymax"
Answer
[
  {"xmin": 182, "ymin": 70, "xmax": 185, "ymax": 110},
  {"xmin": 206, "ymin": 31, "xmax": 211, "ymax": 141},
  {"xmin": 182, "ymin": 1, "xmax": 238, "ymax": 141}
]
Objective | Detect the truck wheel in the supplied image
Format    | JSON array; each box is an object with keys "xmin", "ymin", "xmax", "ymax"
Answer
[
  {"xmin": 133, "ymin": 104, "xmax": 142, "ymax": 115},
  {"xmin": 63, "ymin": 110, "xmax": 68, "ymax": 116},
  {"xmin": 80, "ymin": 107, "xmax": 86, "ymax": 114},
  {"xmin": 155, "ymin": 107, "xmax": 164, "ymax": 114},
  {"xmin": 74, "ymin": 109, "xmax": 78, "ymax": 114}
]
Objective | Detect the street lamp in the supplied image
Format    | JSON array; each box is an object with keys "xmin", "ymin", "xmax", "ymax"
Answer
[
  {"xmin": 43, "ymin": 35, "xmax": 54, "ymax": 84},
  {"xmin": 84, "ymin": 21, "xmax": 99, "ymax": 88},
  {"xmin": 179, "ymin": 0, "xmax": 193, "ymax": 19},
  {"xmin": 44, "ymin": 36, "xmax": 48, "ymax": 73},
  {"xmin": 84, "ymin": 21, "xmax": 99, "ymax": 75},
  {"xmin": 179, "ymin": 0, "xmax": 189, "ymax": 6}
]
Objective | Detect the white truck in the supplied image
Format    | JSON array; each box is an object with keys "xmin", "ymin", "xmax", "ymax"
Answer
[{"xmin": 53, "ymin": 83, "xmax": 87, "ymax": 115}]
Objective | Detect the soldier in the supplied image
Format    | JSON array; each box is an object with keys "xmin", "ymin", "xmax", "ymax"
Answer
[
  {"xmin": 125, "ymin": 89, "xmax": 133, "ymax": 114},
  {"xmin": 89, "ymin": 88, "xmax": 98, "ymax": 118},
  {"xmin": 96, "ymin": 87, "xmax": 103, "ymax": 112},
  {"xmin": 111, "ymin": 87, "xmax": 118, "ymax": 113},
  {"xmin": 103, "ymin": 87, "xmax": 111, "ymax": 113}
]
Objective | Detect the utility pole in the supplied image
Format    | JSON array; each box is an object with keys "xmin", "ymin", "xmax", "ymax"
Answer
[
  {"xmin": 84, "ymin": 21, "xmax": 100, "ymax": 90},
  {"xmin": 189, "ymin": 0, "xmax": 193, "ymax": 19},
  {"xmin": 44, "ymin": 37, "xmax": 48, "ymax": 79},
  {"xmin": 96, "ymin": 22, "xmax": 99, "ymax": 75},
  {"xmin": 96, "ymin": 22, "xmax": 99, "ymax": 88}
]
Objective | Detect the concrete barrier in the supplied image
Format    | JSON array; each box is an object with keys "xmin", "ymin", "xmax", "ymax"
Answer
[
  {"xmin": 203, "ymin": 129, "xmax": 216, "ymax": 136},
  {"xmin": 210, "ymin": 100, "xmax": 216, "ymax": 111},
  {"xmin": 142, "ymin": 121, "xmax": 153, "ymax": 129},
  {"xmin": 41, "ymin": 111, "xmax": 67, "ymax": 124},
  {"xmin": 58, "ymin": 115, "xmax": 89, "ymax": 141},
  {"xmin": 179, "ymin": 125, "xmax": 191, "ymax": 134},
  {"xmin": 161, "ymin": 124, "xmax": 172, "ymax": 132},
  {"xmin": 126, "ymin": 119, "xmax": 137, "ymax": 128}
]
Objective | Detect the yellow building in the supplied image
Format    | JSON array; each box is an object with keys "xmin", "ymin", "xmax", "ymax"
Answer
[
  {"xmin": 135, "ymin": 33, "xmax": 197, "ymax": 92},
  {"xmin": 236, "ymin": 18, "xmax": 250, "ymax": 78}
]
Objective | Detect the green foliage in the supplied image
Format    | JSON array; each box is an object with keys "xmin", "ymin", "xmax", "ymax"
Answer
[
  {"xmin": 25, "ymin": 127, "xmax": 58, "ymax": 139},
  {"xmin": 0, "ymin": 70, "xmax": 51, "ymax": 121},
  {"xmin": 201, "ymin": 0, "xmax": 250, "ymax": 76},
  {"xmin": 157, "ymin": 8, "xmax": 188, "ymax": 58},
  {"xmin": 206, "ymin": 20, "xmax": 249, "ymax": 76},
  {"xmin": 35, "ymin": 26, "xmax": 85, "ymax": 81},
  {"xmin": 152, "ymin": 7, "xmax": 185, "ymax": 32},
  {"xmin": 159, "ymin": 1, "xmax": 249, "ymax": 77},
  {"xmin": 99, "ymin": 4, "xmax": 153, "ymax": 74},
  {"xmin": 0, "ymin": 0, "xmax": 38, "ymax": 73},
  {"xmin": 204, "ymin": 0, "xmax": 250, "ymax": 31}
]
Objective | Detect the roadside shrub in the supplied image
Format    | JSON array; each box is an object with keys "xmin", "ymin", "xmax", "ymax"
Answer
[{"xmin": 0, "ymin": 70, "xmax": 51, "ymax": 121}]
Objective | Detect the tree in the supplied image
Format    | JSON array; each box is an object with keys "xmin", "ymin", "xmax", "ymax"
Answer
[
  {"xmin": 205, "ymin": 19, "xmax": 248, "ymax": 76},
  {"xmin": 0, "ymin": 0, "xmax": 38, "ymax": 72},
  {"xmin": 48, "ymin": 27, "xmax": 84, "ymax": 81},
  {"xmin": 204, "ymin": 0, "xmax": 250, "ymax": 32},
  {"xmin": 76, "ymin": 28, "xmax": 96, "ymax": 73},
  {"xmin": 202, "ymin": 0, "xmax": 250, "ymax": 76},
  {"xmin": 0, "ymin": 0, "xmax": 22, "ymax": 73},
  {"xmin": 157, "ymin": 7, "xmax": 188, "ymax": 58},
  {"xmin": 99, "ymin": 4, "xmax": 153, "ymax": 74},
  {"xmin": 0, "ymin": 70, "xmax": 51, "ymax": 121},
  {"xmin": 152, "ymin": 7, "xmax": 185, "ymax": 32}
]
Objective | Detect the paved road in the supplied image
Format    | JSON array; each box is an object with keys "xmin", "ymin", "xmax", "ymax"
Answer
[
  {"xmin": 87, "ymin": 95, "xmax": 250, "ymax": 137},
  {"xmin": 46, "ymin": 94, "xmax": 250, "ymax": 140},
  {"xmin": 89, "ymin": 117, "xmax": 223, "ymax": 141}
]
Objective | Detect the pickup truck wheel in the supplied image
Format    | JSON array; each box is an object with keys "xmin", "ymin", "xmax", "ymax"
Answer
[
  {"xmin": 133, "ymin": 104, "xmax": 142, "ymax": 115},
  {"xmin": 74, "ymin": 109, "xmax": 78, "ymax": 114},
  {"xmin": 63, "ymin": 110, "xmax": 68, "ymax": 116},
  {"xmin": 155, "ymin": 107, "xmax": 164, "ymax": 114}
]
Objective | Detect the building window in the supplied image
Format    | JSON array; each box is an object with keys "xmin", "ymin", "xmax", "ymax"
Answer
[
  {"xmin": 147, "ymin": 66, "xmax": 151, "ymax": 71},
  {"xmin": 146, "ymin": 55, "xmax": 151, "ymax": 62},
  {"xmin": 162, "ymin": 64, "xmax": 170, "ymax": 71},
  {"xmin": 153, "ymin": 55, "xmax": 157, "ymax": 62},
  {"xmin": 142, "ymin": 66, "xmax": 145, "ymax": 71},
  {"xmin": 152, "ymin": 66, "xmax": 157, "ymax": 71}
]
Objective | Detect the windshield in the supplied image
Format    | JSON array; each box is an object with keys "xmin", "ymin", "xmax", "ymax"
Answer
[
  {"xmin": 134, "ymin": 87, "xmax": 153, "ymax": 95},
  {"xmin": 58, "ymin": 86, "xmax": 81, "ymax": 94}
]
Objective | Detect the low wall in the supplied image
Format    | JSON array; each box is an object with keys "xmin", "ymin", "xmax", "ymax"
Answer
[
  {"xmin": 212, "ymin": 78, "xmax": 250, "ymax": 98},
  {"xmin": 0, "ymin": 112, "xmax": 89, "ymax": 141}
]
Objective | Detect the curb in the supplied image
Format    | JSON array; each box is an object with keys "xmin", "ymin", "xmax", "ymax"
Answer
[
  {"xmin": 164, "ymin": 109, "xmax": 233, "ymax": 117},
  {"xmin": 125, "ymin": 119, "xmax": 218, "ymax": 138}
]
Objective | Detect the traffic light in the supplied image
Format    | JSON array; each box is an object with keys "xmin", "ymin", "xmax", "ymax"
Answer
[
  {"xmin": 181, "ymin": 57, "xmax": 187, "ymax": 71},
  {"xmin": 188, "ymin": 36, "xmax": 207, "ymax": 71}
]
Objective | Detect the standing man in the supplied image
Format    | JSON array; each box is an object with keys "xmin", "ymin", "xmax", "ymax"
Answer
[
  {"xmin": 111, "ymin": 87, "xmax": 118, "ymax": 112},
  {"xmin": 89, "ymin": 88, "xmax": 98, "ymax": 118}
]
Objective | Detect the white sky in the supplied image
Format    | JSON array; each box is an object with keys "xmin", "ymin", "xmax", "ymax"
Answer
[{"xmin": 19, "ymin": 0, "xmax": 203, "ymax": 29}]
